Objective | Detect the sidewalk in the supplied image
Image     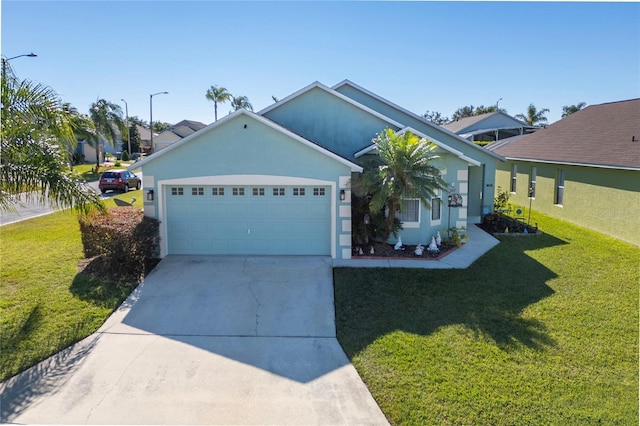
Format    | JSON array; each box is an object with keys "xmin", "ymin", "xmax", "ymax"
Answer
[{"xmin": 333, "ymin": 220, "xmax": 499, "ymax": 269}]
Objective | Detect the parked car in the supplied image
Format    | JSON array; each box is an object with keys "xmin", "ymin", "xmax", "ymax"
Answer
[{"xmin": 98, "ymin": 169, "xmax": 141, "ymax": 194}]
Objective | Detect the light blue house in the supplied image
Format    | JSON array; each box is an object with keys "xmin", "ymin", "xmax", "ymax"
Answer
[{"xmin": 131, "ymin": 80, "xmax": 503, "ymax": 259}]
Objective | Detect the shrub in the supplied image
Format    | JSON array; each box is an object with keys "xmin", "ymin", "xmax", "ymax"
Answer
[
  {"xmin": 121, "ymin": 150, "xmax": 130, "ymax": 161},
  {"xmin": 78, "ymin": 207, "xmax": 160, "ymax": 283},
  {"xmin": 494, "ymin": 186, "xmax": 511, "ymax": 212}
]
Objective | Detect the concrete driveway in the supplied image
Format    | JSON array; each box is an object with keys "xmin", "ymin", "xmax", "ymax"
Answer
[{"xmin": 1, "ymin": 256, "xmax": 388, "ymax": 425}]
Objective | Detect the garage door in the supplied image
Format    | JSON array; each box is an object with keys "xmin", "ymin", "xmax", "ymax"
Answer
[{"xmin": 165, "ymin": 185, "xmax": 331, "ymax": 255}]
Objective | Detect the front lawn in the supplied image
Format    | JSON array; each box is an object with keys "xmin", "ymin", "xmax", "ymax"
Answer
[
  {"xmin": 335, "ymin": 211, "xmax": 638, "ymax": 425},
  {"xmin": 0, "ymin": 210, "xmax": 136, "ymax": 381}
]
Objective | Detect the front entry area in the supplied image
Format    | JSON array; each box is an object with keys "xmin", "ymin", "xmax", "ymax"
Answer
[{"xmin": 165, "ymin": 184, "xmax": 331, "ymax": 255}]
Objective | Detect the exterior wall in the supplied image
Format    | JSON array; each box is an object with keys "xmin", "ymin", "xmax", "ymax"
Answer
[
  {"xmin": 140, "ymin": 114, "xmax": 354, "ymax": 258},
  {"xmin": 388, "ymin": 153, "xmax": 470, "ymax": 246},
  {"xmin": 496, "ymin": 160, "xmax": 640, "ymax": 246},
  {"xmin": 456, "ymin": 114, "xmax": 526, "ymax": 134},
  {"xmin": 263, "ymin": 86, "xmax": 400, "ymax": 159},
  {"xmin": 334, "ymin": 83, "xmax": 501, "ymax": 215}
]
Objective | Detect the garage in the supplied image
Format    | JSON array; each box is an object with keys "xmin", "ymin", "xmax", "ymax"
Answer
[{"xmin": 165, "ymin": 184, "xmax": 332, "ymax": 255}]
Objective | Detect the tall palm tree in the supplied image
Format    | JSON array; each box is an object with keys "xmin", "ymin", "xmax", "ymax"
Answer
[
  {"xmin": 1, "ymin": 62, "xmax": 103, "ymax": 213},
  {"xmin": 230, "ymin": 95, "xmax": 253, "ymax": 112},
  {"xmin": 89, "ymin": 99, "xmax": 125, "ymax": 168},
  {"xmin": 205, "ymin": 85, "xmax": 232, "ymax": 121},
  {"xmin": 352, "ymin": 129, "xmax": 448, "ymax": 242},
  {"xmin": 516, "ymin": 103, "xmax": 550, "ymax": 126}
]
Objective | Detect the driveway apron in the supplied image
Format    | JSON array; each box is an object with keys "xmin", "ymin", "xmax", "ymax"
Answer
[{"xmin": 1, "ymin": 256, "xmax": 389, "ymax": 425}]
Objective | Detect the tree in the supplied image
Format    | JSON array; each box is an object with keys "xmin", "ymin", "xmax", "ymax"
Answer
[
  {"xmin": 422, "ymin": 110, "xmax": 449, "ymax": 125},
  {"xmin": 151, "ymin": 121, "xmax": 171, "ymax": 132},
  {"xmin": 128, "ymin": 123, "xmax": 141, "ymax": 154},
  {"xmin": 351, "ymin": 129, "xmax": 448, "ymax": 242},
  {"xmin": 128, "ymin": 115, "xmax": 148, "ymax": 127},
  {"xmin": 450, "ymin": 105, "xmax": 503, "ymax": 121},
  {"xmin": 1, "ymin": 60, "xmax": 103, "ymax": 213},
  {"xmin": 562, "ymin": 102, "xmax": 586, "ymax": 118},
  {"xmin": 205, "ymin": 85, "xmax": 232, "ymax": 121},
  {"xmin": 89, "ymin": 99, "xmax": 125, "ymax": 168},
  {"xmin": 231, "ymin": 95, "xmax": 253, "ymax": 111},
  {"xmin": 516, "ymin": 103, "xmax": 550, "ymax": 126}
]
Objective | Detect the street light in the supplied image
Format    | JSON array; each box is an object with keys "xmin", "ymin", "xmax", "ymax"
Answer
[
  {"xmin": 2, "ymin": 52, "xmax": 37, "ymax": 74},
  {"xmin": 120, "ymin": 99, "xmax": 131, "ymax": 157},
  {"xmin": 496, "ymin": 97, "xmax": 502, "ymax": 110},
  {"xmin": 150, "ymin": 91, "xmax": 168, "ymax": 154}
]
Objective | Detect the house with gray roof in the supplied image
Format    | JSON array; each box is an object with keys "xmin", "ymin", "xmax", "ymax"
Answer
[
  {"xmin": 443, "ymin": 111, "xmax": 540, "ymax": 142},
  {"xmin": 153, "ymin": 119, "xmax": 208, "ymax": 152},
  {"xmin": 486, "ymin": 98, "xmax": 640, "ymax": 245}
]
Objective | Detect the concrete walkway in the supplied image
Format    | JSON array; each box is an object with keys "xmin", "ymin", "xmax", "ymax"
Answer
[
  {"xmin": 1, "ymin": 256, "xmax": 389, "ymax": 425},
  {"xmin": 334, "ymin": 220, "xmax": 500, "ymax": 269}
]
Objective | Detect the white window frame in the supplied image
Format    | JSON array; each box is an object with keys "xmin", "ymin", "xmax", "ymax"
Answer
[
  {"xmin": 510, "ymin": 164, "xmax": 517, "ymax": 193},
  {"xmin": 555, "ymin": 169, "xmax": 565, "ymax": 206},
  {"xmin": 396, "ymin": 198, "xmax": 420, "ymax": 228},
  {"xmin": 431, "ymin": 197, "xmax": 442, "ymax": 223}
]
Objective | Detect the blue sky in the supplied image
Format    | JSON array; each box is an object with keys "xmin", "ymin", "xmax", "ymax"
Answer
[{"xmin": 3, "ymin": 1, "xmax": 639, "ymax": 126}]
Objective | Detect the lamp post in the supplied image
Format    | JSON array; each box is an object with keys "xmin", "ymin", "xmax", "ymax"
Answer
[
  {"xmin": 120, "ymin": 99, "xmax": 131, "ymax": 157},
  {"xmin": 496, "ymin": 97, "xmax": 502, "ymax": 110},
  {"xmin": 150, "ymin": 91, "xmax": 168, "ymax": 154},
  {"xmin": 2, "ymin": 52, "xmax": 37, "ymax": 74}
]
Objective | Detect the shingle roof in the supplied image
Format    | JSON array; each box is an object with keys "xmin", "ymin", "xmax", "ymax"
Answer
[
  {"xmin": 442, "ymin": 112, "xmax": 495, "ymax": 133},
  {"xmin": 485, "ymin": 99, "xmax": 640, "ymax": 170}
]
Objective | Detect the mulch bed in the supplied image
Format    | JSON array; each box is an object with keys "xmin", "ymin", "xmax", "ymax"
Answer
[{"xmin": 353, "ymin": 242, "xmax": 457, "ymax": 261}]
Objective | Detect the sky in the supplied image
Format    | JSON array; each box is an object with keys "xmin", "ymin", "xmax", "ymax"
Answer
[{"xmin": 2, "ymin": 1, "xmax": 639, "ymax": 127}]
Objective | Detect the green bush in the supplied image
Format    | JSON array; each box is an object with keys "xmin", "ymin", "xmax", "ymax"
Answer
[
  {"xmin": 121, "ymin": 150, "xmax": 130, "ymax": 161},
  {"xmin": 78, "ymin": 207, "xmax": 160, "ymax": 283}
]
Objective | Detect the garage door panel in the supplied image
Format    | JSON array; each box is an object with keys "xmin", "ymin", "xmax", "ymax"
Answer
[{"xmin": 166, "ymin": 185, "xmax": 331, "ymax": 255}]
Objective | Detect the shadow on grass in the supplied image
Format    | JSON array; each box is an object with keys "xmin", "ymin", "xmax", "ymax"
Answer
[
  {"xmin": 69, "ymin": 270, "xmax": 135, "ymax": 308},
  {"xmin": 334, "ymin": 231, "xmax": 567, "ymax": 357}
]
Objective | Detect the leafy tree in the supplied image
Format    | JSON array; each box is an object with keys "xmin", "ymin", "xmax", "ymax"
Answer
[
  {"xmin": 89, "ymin": 99, "xmax": 125, "ymax": 168},
  {"xmin": 422, "ymin": 110, "xmax": 449, "ymax": 125},
  {"xmin": 128, "ymin": 124, "xmax": 141, "ymax": 154},
  {"xmin": 205, "ymin": 85, "xmax": 232, "ymax": 121},
  {"xmin": 128, "ymin": 115, "xmax": 148, "ymax": 127},
  {"xmin": 450, "ymin": 105, "xmax": 504, "ymax": 121},
  {"xmin": 152, "ymin": 121, "xmax": 171, "ymax": 132},
  {"xmin": 562, "ymin": 102, "xmax": 586, "ymax": 118},
  {"xmin": 516, "ymin": 103, "xmax": 550, "ymax": 126},
  {"xmin": 351, "ymin": 129, "xmax": 448, "ymax": 242},
  {"xmin": 1, "ymin": 60, "xmax": 102, "ymax": 213},
  {"xmin": 231, "ymin": 95, "xmax": 253, "ymax": 111}
]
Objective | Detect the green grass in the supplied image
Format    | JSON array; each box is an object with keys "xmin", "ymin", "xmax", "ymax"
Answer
[
  {"xmin": 0, "ymin": 210, "xmax": 136, "ymax": 381},
  {"xmin": 335, "ymin": 210, "xmax": 639, "ymax": 425}
]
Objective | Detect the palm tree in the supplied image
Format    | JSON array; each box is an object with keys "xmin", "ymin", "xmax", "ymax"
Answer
[
  {"xmin": 352, "ymin": 129, "xmax": 448, "ymax": 242},
  {"xmin": 230, "ymin": 95, "xmax": 253, "ymax": 112},
  {"xmin": 516, "ymin": 104, "xmax": 550, "ymax": 126},
  {"xmin": 1, "ymin": 61, "xmax": 103, "ymax": 213},
  {"xmin": 562, "ymin": 102, "xmax": 587, "ymax": 118},
  {"xmin": 205, "ymin": 85, "xmax": 232, "ymax": 121},
  {"xmin": 89, "ymin": 99, "xmax": 125, "ymax": 169}
]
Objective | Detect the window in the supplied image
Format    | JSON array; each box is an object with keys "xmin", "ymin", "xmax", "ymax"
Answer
[
  {"xmin": 252, "ymin": 187, "xmax": 265, "ymax": 196},
  {"xmin": 529, "ymin": 167, "xmax": 537, "ymax": 198},
  {"xmin": 396, "ymin": 199, "xmax": 420, "ymax": 223},
  {"xmin": 510, "ymin": 164, "xmax": 518, "ymax": 193},
  {"xmin": 555, "ymin": 169, "xmax": 565, "ymax": 205},
  {"xmin": 171, "ymin": 187, "xmax": 184, "ymax": 196},
  {"xmin": 232, "ymin": 187, "xmax": 245, "ymax": 196},
  {"xmin": 431, "ymin": 198, "xmax": 442, "ymax": 221},
  {"xmin": 293, "ymin": 187, "xmax": 305, "ymax": 196},
  {"xmin": 273, "ymin": 187, "xmax": 285, "ymax": 196},
  {"xmin": 313, "ymin": 187, "xmax": 326, "ymax": 196},
  {"xmin": 192, "ymin": 187, "xmax": 204, "ymax": 196},
  {"xmin": 211, "ymin": 187, "xmax": 224, "ymax": 196}
]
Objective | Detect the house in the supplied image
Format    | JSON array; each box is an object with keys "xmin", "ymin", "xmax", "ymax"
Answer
[
  {"xmin": 131, "ymin": 80, "xmax": 503, "ymax": 259},
  {"xmin": 486, "ymin": 99, "xmax": 640, "ymax": 246},
  {"xmin": 153, "ymin": 119, "xmax": 208, "ymax": 152},
  {"xmin": 75, "ymin": 126, "xmax": 124, "ymax": 163},
  {"xmin": 443, "ymin": 111, "xmax": 540, "ymax": 142}
]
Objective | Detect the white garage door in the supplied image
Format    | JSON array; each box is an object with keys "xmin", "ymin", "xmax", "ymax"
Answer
[{"xmin": 165, "ymin": 185, "xmax": 331, "ymax": 255}]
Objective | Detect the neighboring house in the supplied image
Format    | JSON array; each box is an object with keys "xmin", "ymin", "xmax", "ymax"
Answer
[
  {"xmin": 131, "ymin": 80, "xmax": 503, "ymax": 259},
  {"xmin": 136, "ymin": 124, "xmax": 153, "ymax": 154},
  {"xmin": 443, "ymin": 111, "xmax": 540, "ymax": 142},
  {"xmin": 153, "ymin": 120, "xmax": 208, "ymax": 152},
  {"xmin": 486, "ymin": 98, "xmax": 640, "ymax": 246},
  {"xmin": 75, "ymin": 126, "xmax": 124, "ymax": 163}
]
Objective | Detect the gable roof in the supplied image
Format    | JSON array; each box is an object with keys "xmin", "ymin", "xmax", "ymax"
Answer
[
  {"xmin": 157, "ymin": 119, "xmax": 208, "ymax": 139},
  {"xmin": 332, "ymin": 79, "xmax": 504, "ymax": 162},
  {"xmin": 486, "ymin": 99, "xmax": 640, "ymax": 170},
  {"xmin": 129, "ymin": 109, "xmax": 362, "ymax": 172}
]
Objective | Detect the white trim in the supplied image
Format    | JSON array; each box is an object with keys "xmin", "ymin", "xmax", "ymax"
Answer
[
  {"xmin": 129, "ymin": 109, "xmax": 362, "ymax": 173},
  {"xmin": 331, "ymin": 79, "xmax": 505, "ymax": 162},
  {"xmin": 504, "ymin": 156, "xmax": 640, "ymax": 171},
  {"xmin": 397, "ymin": 198, "xmax": 420, "ymax": 228},
  {"xmin": 156, "ymin": 175, "xmax": 337, "ymax": 259}
]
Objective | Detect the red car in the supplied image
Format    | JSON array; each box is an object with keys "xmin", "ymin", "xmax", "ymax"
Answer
[{"xmin": 98, "ymin": 169, "xmax": 141, "ymax": 194}]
